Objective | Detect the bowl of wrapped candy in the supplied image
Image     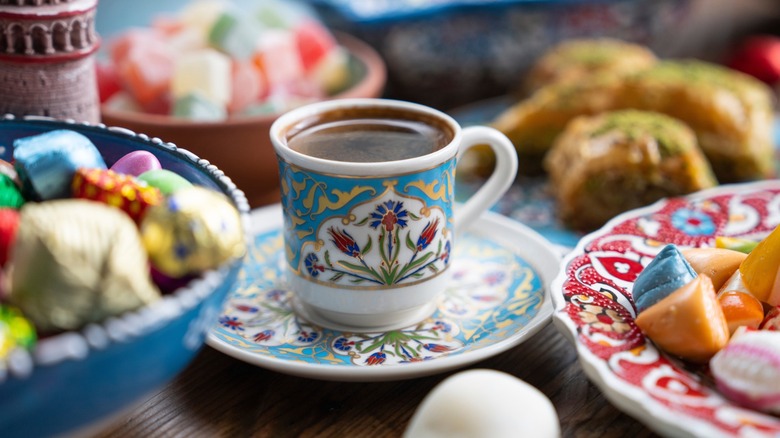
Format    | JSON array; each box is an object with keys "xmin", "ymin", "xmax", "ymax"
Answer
[
  {"xmin": 0, "ymin": 114, "xmax": 249, "ymax": 436},
  {"xmin": 99, "ymin": 0, "xmax": 387, "ymax": 207}
]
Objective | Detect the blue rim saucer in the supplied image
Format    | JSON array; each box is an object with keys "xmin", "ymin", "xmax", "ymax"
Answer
[{"xmin": 206, "ymin": 204, "xmax": 560, "ymax": 382}]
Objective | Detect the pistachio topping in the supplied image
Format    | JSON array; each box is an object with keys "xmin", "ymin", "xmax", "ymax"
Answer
[{"xmin": 590, "ymin": 110, "xmax": 692, "ymax": 157}]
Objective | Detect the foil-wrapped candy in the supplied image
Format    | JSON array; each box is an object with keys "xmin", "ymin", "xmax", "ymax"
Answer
[
  {"xmin": 0, "ymin": 174, "xmax": 24, "ymax": 210},
  {"xmin": 6, "ymin": 199, "xmax": 161, "ymax": 332},
  {"xmin": 0, "ymin": 305, "xmax": 36, "ymax": 360},
  {"xmin": 72, "ymin": 168, "xmax": 163, "ymax": 224},
  {"xmin": 141, "ymin": 186, "xmax": 245, "ymax": 278},
  {"xmin": 13, "ymin": 130, "xmax": 107, "ymax": 201}
]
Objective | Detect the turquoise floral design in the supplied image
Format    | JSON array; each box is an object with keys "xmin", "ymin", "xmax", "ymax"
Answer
[
  {"xmin": 210, "ymin": 226, "xmax": 546, "ymax": 368},
  {"xmin": 277, "ymin": 159, "xmax": 455, "ymax": 274},
  {"xmin": 331, "ymin": 319, "xmax": 459, "ymax": 365},
  {"xmin": 303, "ymin": 198, "xmax": 450, "ymax": 286},
  {"xmin": 671, "ymin": 208, "xmax": 715, "ymax": 236}
]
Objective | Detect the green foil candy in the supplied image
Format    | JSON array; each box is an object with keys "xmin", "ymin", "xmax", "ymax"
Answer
[
  {"xmin": 0, "ymin": 174, "xmax": 25, "ymax": 209},
  {"xmin": 0, "ymin": 305, "xmax": 36, "ymax": 359}
]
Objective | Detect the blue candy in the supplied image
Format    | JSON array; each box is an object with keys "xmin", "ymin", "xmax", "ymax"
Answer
[
  {"xmin": 13, "ymin": 130, "xmax": 106, "ymax": 200},
  {"xmin": 633, "ymin": 244, "xmax": 698, "ymax": 313}
]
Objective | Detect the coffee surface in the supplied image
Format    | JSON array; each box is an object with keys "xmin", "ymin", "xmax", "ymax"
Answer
[{"xmin": 285, "ymin": 107, "xmax": 452, "ymax": 163}]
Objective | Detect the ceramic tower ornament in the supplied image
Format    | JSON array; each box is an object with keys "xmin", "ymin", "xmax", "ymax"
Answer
[{"xmin": 0, "ymin": 0, "xmax": 100, "ymax": 123}]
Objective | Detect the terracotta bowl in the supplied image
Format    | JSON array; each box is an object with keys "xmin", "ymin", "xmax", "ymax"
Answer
[{"xmin": 101, "ymin": 33, "xmax": 386, "ymax": 208}]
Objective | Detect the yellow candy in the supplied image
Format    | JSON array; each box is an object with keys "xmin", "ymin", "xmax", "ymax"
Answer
[
  {"xmin": 715, "ymin": 236, "xmax": 759, "ymax": 254},
  {"xmin": 739, "ymin": 225, "xmax": 780, "ymax": 305}
]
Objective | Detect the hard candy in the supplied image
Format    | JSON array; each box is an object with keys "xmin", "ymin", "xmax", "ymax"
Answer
[
  {"xmin": 682, "ymin": 247, "xmax": 746, "ymax": 292},
  {"xmin": 717, "ymin": 290, "xmax": 764, "ymax": 335},
  {"xmin": 711, "ymin": 330, "xmax": 780, "ymax": 413},
  {"xmin": 632, "ymin": 244, "xmax": 697, "ymax": 313},
  {"xmin": 739, "ymin": 224, "xmax": 780, "ymax": 305},
  {"xmin": 635, "ymin": 274, "xmax": 729, "ymax": 363}
]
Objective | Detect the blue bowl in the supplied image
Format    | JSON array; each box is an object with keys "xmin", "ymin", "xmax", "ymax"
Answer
[{"xmin": 0, "ymin": 115, "xmax": 250, "ymax": 436}]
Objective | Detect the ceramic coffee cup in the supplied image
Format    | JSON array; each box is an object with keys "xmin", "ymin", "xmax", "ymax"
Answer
[{"xmin": 270, "ymin": 98, "xmax": 517, "ymax": 331}]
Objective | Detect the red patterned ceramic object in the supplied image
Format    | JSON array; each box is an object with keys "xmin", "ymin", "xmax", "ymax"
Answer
[{"xmin": 552, "ymin": 180, "xmax": 780, "ymax": 437}]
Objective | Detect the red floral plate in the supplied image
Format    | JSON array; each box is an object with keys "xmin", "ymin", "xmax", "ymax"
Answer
[{"xmin": 551, "ymin": 180, "xmax": 780, "ymax": 437}]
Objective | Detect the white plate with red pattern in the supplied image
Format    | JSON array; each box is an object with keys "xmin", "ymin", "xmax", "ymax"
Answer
[{"xmin": 551, "ymin": 180, "xmax": 780, "ymax": 438}]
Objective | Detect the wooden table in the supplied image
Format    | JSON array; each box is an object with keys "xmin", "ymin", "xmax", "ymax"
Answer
[{"xmin": 97, "ymin": 322, "xmax": 658, "ymax": 437}]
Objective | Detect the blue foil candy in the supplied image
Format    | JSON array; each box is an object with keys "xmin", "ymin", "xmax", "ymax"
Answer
[
  {"xmin": 13, "ymin": 130, "xmax": 107, "ymax": 200},
  {"xmin": 633, "ymin": 244, "xmax": 698, "ymax": 313}
]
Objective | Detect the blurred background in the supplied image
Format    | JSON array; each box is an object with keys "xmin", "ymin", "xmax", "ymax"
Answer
[{"xmin": 96, "ymin": 0, "xmax": 780, "ymax": 110}]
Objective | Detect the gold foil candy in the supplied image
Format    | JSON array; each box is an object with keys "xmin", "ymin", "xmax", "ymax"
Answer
[
  {"xmin": 7, "ymin": 199, "xmax": 161, "ymax": 332},
  {"xmin": 141, "ymin": 186, "xmax": 245, "ymax": 278}
]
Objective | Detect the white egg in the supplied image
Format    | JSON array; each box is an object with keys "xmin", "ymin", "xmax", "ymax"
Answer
[{"xmin": 404, "ymin": 369, "xmax": 560, "ymax": 438}]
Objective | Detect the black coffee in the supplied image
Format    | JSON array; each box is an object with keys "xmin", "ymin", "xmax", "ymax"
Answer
[{"xmin": 285, "ymin": 107, "xmax": 453, "ymax": 162}]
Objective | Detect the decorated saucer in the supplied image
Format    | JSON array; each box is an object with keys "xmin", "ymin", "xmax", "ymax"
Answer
[{"xmin": 206, "ymin": 204, "xmax": 560, "ymax": 382}]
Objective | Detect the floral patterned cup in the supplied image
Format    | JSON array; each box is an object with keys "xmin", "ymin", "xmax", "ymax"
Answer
[{"xmin": 270, "ymin": 98, "xmax": 517, "ymax": 331}]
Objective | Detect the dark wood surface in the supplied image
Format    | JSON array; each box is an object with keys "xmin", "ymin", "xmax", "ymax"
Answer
[{"xmin": 97, "ymin": 322, "xmax": 659, "ymax": 437}]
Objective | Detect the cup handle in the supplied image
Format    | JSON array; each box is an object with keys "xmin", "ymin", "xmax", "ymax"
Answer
[{"xmin": 455, "ymin": 126, "xmax": 518, "ymax": 235}]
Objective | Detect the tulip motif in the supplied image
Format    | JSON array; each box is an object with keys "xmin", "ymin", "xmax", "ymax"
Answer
[
  {"xmin": 328, "ymin": 227, "xmax": 361, "ymax": 258},
  {"xmin": 365, "ymin": 350, "xmax": 387, "ymax": 366},
  {"xmin": 416, "ymin": 218, "xmax": 440, "ymax": 252},
  {"xmin": 254, "ymin": 329, "xmax": 274, "ymax": 343},
  {"xmin": 305, "ymin": 200, "xmax": 448, "ymax": 286}
]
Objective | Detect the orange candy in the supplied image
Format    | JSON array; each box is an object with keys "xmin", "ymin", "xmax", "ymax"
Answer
[
  {"xmin": 635, "ymin": 274, "xmax": 730, "ymax": 363},
  {"xmin": 717, "ymin": 290, "xmax": 765, "ymax": 335},
  {"xmin": 682, "ymin": 247, "xmax": 746, "ymax": 291}
]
